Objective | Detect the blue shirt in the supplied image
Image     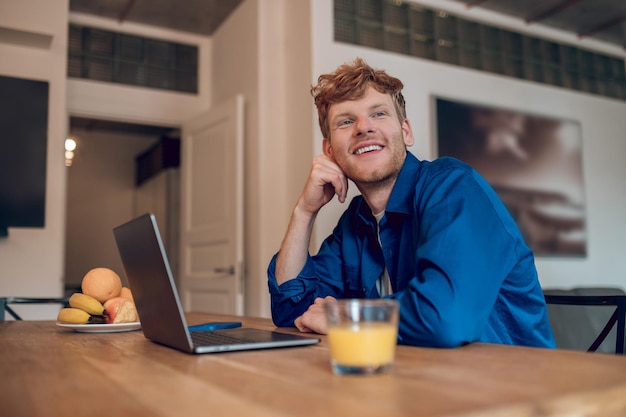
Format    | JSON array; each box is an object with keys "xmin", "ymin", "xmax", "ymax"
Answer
[{"xmin": 268, "ymin": 153, "xmax": 555, "ymax": 348}]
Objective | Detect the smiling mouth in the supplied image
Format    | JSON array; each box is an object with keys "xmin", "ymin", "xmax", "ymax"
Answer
[{"xmin": 354, "ymin": 145, "xmax": 383, "ymax": 155}]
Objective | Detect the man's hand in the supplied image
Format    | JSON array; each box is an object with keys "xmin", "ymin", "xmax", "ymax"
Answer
[
  {"xmin": 294, "ymin": 296, "xmax": 337, "ymax": 334},
  {"xmin": 297, "ymin": 155, "xmax": 348, "ymax": 217},
  {"xmin": 274, "ymin": 155, "xmax": 347, "ymax": 286}
]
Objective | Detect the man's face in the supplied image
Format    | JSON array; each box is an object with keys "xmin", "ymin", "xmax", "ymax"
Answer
[{"xmin": 323, "ymin": 87, "xmax": 414, "ymax": 187}]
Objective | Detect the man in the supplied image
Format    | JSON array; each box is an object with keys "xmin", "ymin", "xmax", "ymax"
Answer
[{"xmin": 267, "ymin": 58, "xmax": 555, "ymax": 348}]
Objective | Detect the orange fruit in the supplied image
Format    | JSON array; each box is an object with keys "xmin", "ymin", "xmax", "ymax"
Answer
[{"xmin": 81, "ymin": 267, "xmax": 122, "ymax": 303}]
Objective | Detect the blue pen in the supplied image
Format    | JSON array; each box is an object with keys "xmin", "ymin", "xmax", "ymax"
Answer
[{"xmin": 188, "ymin": 321, "xmax": 242, "ymax": 332}]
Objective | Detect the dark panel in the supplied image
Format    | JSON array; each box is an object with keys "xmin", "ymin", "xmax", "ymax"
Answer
[{"xmin": 0, "ymin": 76, "xmax": 49, "ymax": 236}]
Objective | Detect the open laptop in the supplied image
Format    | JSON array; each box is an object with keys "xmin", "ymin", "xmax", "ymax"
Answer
[{"xmin": 112, "ymin": 213, "xmax": 320, "ymax": 354}]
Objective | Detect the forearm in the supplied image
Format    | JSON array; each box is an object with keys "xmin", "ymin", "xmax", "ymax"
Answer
[
  {"xmin": 269, "ymin": 204, "xmax": 351, "ymax": 327},
  {"xmin": 275, "ymin": 153, "xmax": 348, "ymax": 285},
  {"xmin": 275, "ymin": 205, "xmax": 317, "ymax": 285}
]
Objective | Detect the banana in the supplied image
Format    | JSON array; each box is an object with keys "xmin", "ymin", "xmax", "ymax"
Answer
[
  {"xmin": 69, "ymin": 292, "xmax": 105, "ymax": 315},
  {"xmin": 57, "ymin": 307, "xmax": 91, "ymax": 324},
  {"xmin": 57, "ymin": 308, "xmax": 106, "ymax": 324}
]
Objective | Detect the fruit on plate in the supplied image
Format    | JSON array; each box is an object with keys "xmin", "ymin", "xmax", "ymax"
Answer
[
  {"xmin": 81, "ymin": 267, "xmax": 123, "ymax": 303},
  {"xmin": 119, "ymin": 286, "xmax": 134, "ymax": 302},
  {"xmin": 57, "ymin": 307, "xmax": 105, "ymax": 324},
  {"xmin": 68, "ymin": 293, "xmax": 105, "ymax": 316},
  {"xmin": 59, "ymin": 266, "xmax": 139, "ymax": 325},
  {"xmin": 103, "ymin": 297, "xmax": 138, "ymax": 324}
]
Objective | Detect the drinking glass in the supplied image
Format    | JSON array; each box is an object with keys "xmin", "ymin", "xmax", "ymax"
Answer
[{"xmin": 324, "ymin": 299, "xmax": 399, "ymax": 375}]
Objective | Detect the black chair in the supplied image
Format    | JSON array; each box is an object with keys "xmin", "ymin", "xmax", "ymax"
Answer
[
  {"xmin": 0, "ymin": 297, "xmax": 70, "ymax": 321},
  {"xmin": 544, "ymin": 287, "xmax": 626, "ymax": 354}
]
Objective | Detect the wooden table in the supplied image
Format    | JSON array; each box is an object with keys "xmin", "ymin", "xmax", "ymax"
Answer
[{"xmin": 2, "ymin": 313, "xmax": 626, "ymax": 417}]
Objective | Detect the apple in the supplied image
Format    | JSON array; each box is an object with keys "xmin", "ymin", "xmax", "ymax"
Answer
[
  {"xmin": 103, "ymin": 297, "xmax": 138, "ymax": 324},
  {"xmin": 119, "ymin": 286, "xmax": 134, "ymax": 302}
]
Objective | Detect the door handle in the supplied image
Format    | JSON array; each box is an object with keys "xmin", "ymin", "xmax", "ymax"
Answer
[{"xmin": 213, "ymin": 266, "xmax": 235, "ymax": 275}]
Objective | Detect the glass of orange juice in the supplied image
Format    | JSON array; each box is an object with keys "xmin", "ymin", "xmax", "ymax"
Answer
[{"xmin": 324, "ymin": 299, "xmax": 399, "ymax": 375}]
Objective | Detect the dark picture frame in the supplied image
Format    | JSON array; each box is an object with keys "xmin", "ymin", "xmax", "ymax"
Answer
[
  {"xmin": 434, "ymin": 96, "xmax": 586, "ymax": 257},
  {"xmin": 0, "ymin": 75, "xmax": 49, "ymax": 237}
]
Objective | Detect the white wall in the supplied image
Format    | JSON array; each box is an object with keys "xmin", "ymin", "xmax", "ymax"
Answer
[
  {"xmin": 64, "ymin": 128, "xmax": 159, "ymax": 288},
  {"xmin": 311, "ymin": 0, "xmax": 626, "ymax": 290},
  {"xmin": 211, "ymin": 0, "xmax": 262, "ymax": 316},
  {"xmin": 0, "ymin": 0, "xmax": 69, "ymax": 318},
  {"xmin": 211, "ymin": 0, "xmax": 312, "ymax": 317},
  {"xmin": 67, "ymin": 13, "xmax": 213, "ymax": 126},
  {"xmin": 256, "ymin": 0, "xmax": 313, "ymax": 316}
]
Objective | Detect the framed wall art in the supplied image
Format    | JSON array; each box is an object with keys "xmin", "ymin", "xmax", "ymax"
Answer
[{"xmin": 434, "ymin": 97, "xmax": 586, "ymax": 257}]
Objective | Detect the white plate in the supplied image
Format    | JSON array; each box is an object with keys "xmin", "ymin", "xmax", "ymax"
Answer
[{"xmin": 56, "ymin": 322, "xmax": 141, "ymax": 333}]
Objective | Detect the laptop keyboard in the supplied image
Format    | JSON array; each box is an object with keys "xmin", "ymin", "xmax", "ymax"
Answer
[{"xmin": 190, "ymin": 330, "xmax": 254, "ymax": 346}]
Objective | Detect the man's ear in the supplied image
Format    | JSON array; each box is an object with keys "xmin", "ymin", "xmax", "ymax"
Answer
[
  {"xmin": 322, "ymin": 138, "xmax": 333, "ymax": 158},
  {"xmin": 402, "ymin": 119, "xmax": 415, "ymax": 147}
]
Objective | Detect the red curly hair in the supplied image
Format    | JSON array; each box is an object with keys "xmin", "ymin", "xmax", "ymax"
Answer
[{"xmin": 311, "ymin": 58, "xmax": 407, "ymax": 138}]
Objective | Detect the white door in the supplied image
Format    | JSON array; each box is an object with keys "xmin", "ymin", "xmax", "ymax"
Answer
[{"xmin": 179, "ymin": 95, "xmax": 244, "ymax": 315}]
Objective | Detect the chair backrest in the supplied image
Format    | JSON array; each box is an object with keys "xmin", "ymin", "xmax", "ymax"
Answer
[
  {"xmin": 0, "ymin": 297, "xmax": 70, "ymax": 321},
  {"xmin": 543, "ymin": 287, "xmax": 626, "ymax": 354}
]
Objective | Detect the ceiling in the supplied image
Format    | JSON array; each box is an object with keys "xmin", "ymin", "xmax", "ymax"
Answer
[
  {"xmin": 69, "ymin": 0, "xmax": 244, "ymax": 36},
  {"xmin": 448, "ymin": 0, "xmax": 626, "ymax": 49},
  {"xmin": 69, "ymin": 0, "xmax": 626, "ymax": 49}
]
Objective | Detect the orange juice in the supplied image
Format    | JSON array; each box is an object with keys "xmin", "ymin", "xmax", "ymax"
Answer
[{"xmin": 327, "ymin": 322, "xmax": 397, "ymax": 367}]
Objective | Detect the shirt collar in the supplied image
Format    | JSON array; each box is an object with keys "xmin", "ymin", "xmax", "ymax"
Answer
[{"xmin": 385, "ymin": 152, "xmax": 420, "ymax": 215}]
